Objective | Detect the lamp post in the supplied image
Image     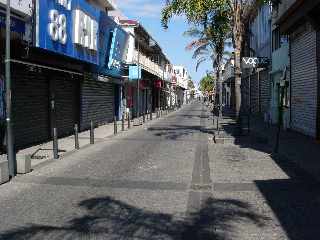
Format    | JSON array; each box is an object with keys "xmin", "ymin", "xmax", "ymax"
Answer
[
  {"xmin": 136, "ymin": 39, "xmax": 141, "ymax": 124},
  {"xmin": 5, "ymin": 0, "xmax": 16, "ymax": 177}
]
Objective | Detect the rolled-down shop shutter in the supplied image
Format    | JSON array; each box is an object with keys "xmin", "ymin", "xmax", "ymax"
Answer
[
  {"xmin": 12, "ymin": 64, "xmax": 50, "ymax": 149},
  {"xmin": 259, "ymin": 70, "xmax": 270, "ymax": 115},
  {"xmin": 52, "ymin": 72, "xmax": 80, "ymax": 138},
  {"xmin": 80, "ymin": 76, "xmax": 114, "ymax": 131},
  {"xmin": 291, "ymin": 24, "xmax": 318, "ymax": 137}
]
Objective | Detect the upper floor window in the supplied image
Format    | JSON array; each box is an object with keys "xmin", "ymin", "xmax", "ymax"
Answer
[{"xmin": 272, "ymin": 27, "xmax": 288, "ymax": 51}]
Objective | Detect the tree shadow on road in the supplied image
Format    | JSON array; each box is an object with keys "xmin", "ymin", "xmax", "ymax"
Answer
[{"xmin": 0, "ymin": 196, "xmax": 268, "ymax": 240}]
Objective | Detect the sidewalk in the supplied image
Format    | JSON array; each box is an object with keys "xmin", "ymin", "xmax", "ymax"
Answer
[
  {"xmin": 249, "ymin": 114, "xmax": 320, "ymax": 182},
  {"xmin": 213, "ymin": 106, "xmax": 320, "ymax": 182},
  {"xmin": 0, "ymin": 109, "xmax": 174, "ymax": 171}
]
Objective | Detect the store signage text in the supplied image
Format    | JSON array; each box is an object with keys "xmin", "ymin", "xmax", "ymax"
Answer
[
  {"xmin": 97, "ymin": 14, "xmax": 129, "ymax": 77},
  {"xmin": 242, "ymin": 57, "xmax": 269, "ymax": 68},
  {"xmin": 36, "ymin": 0, "xmax": 100, "ymax": 64}
]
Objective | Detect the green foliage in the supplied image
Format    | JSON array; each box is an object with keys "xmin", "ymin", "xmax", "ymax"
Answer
[
  {"xmin": 161, "ymin": 0, "xmax": 232, "ymax": 29},
  {"xmin": 199, "ymin": 74, "xmax": 215, "ymax": 93},
  {"xmin": 162, "ymin": 0, "xmax": 232, "ymax": 74}
]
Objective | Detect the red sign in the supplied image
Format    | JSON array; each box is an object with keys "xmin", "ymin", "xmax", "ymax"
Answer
[{"xmin": 154, "ymin": 79, "xmax": 162, "ymax": 88}]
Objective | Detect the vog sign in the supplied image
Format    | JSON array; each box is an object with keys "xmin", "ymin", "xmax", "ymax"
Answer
[
  {"xmin": 36, "ymin": 0, "xmax": 100, "ymax": 64},
  {"xmin": 242, "ymin": 57, "xmax": 269, "ymax": 69}
]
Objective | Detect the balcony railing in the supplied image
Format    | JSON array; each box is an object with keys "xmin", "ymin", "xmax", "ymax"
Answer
[{"xmin": 132, "ymin": 50, "xmax": 171, "ymax": 81}]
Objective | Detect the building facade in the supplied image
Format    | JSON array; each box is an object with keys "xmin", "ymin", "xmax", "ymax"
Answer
[{"xmin": 272, "ymin": 0, "xmax": 320, "ymax": 138}]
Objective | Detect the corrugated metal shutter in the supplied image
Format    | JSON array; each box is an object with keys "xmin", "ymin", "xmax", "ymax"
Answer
[
  {"xmin": 250, "ymin": 73, "xmax": 259, "ymax": 114},
  {"xmin": 259, "ymin": 69, "xmax": 270, "ymax": 115},
  {"xmin": 53, "ymin": 72, "xmax": 80, "ymax": 137},
  {"xmin": 291, "ymin": 25, "xmax": 318, "ymax": 137},
  {"xmin": 12, "ymin": 64, "xmax": 50, "ymax": 148},
  {"xmin": 80, "ymin": 75, "xmax": 114, "ymax": 131},
  {"xmin": 241, "ymin": 76, "xmax": 250, "ymax": 112}
]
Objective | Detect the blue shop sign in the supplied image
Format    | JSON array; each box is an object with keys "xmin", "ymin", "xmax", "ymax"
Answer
[
  {"xmin": 129, "ymin": 65, "xmax": 142, "ymax": 80},
  {"xmin": 0, "ymin": 12, "xmax": 25, "ymax": 34},
  {"xmin": 35, "ymin": 0, "xmax": 100, "ymax": 65},
  {"xmin": 98, "ymin": 14, "xmax": 129, "ymax": 78}
]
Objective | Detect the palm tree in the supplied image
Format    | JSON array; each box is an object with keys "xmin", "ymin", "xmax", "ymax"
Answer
[
  {"xmin": 183, "ymin": 22, "xmax": 232, "ymax": 102},
  {"xmin": 162, "ymin": 0, "xmax": 256, "ymax": 116}
]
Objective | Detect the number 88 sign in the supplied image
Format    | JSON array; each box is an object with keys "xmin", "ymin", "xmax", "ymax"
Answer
[
  {"xmin": 36, "ymin": 0, "xmax": 100, "ymax": 65},
  {"xmin": 48, "ymin": 10, "xmax": 67, "ymax": 44}
]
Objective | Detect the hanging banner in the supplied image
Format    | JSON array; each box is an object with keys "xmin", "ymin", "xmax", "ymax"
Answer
[{"xmin": 35, "ymin": 0, "xmax": 100, "ymax": 64}]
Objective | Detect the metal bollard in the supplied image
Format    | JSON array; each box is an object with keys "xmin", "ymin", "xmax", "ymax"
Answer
[
  {"xmin": 114, "ymin": 116, "xmax": 118, "ymax": 135},
  {"xmin": 128, "ymin": 112, "xmax": 131, "ymax": 129},
  {"xmin": 216, "ymin": 116, "xmax": 219, "ymax": 131},
  {"xmin": 74, "ymin": 124, "xmax": 79, "ymax": 150},
  {"xmin": 53, "ymin": 127, "xmax": 59, "ymax": 159},
  {"xmin": 90, "ymin": 121, "xmax": 94, "ymax": 144},
  {"xmin": 122, "ymin": 113, "xmax": 125, "ymax": 131},
  {"xmin": 143, "ymin": 112, "xmax": 146, "ymax": 123},
  {"xmin": 248, "ymin": 114, "xmax": 250, "ymax": 134}
]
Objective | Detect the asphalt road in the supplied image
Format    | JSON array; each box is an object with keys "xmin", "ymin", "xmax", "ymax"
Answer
[{"xmin": 0, "ymin": 101, "xmax": 319, "ymax": 239}]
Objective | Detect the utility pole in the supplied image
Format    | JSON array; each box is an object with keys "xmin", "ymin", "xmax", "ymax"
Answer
[
  {"xmin": 5, "ymin": 0, "xmax": 16, "ymax": 177},
  {"xmin": 137, "ymin": 40, "xmax": 140, "ymax": 123}
]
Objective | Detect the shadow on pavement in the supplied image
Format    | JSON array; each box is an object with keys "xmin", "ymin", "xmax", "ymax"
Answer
[
  {"xmin": 148, "ymin": 124, "xmax": 215, "ymax": 140},
  {"xmin": 219, "ymin": 108, "xmax": 320, "ymax": 240},
  {"xmin": 0, "ymin": 196, "xmax": 267, "ymax": 240}
]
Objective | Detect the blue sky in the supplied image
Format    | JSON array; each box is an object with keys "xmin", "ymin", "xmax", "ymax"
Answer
[{"xmin": 115, "ymin": 0, "xmax": 212, "ymax": 86}]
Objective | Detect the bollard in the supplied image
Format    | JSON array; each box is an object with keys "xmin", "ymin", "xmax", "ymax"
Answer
[
  {"xmin": 150, "ymin": 110, "xmax": 153, "ymax": 120},
  {"xmin": 74, "ymin": 124, "xmax": 79, "ymax": 150},
  {"xmin": 128, "ymin": 112, "xmax": 131, "ymax": 129},
  {"xmin": 114, "ymin": 116, "xmax": 118, "ymax": 135},
  {"xmin": 143, "ymin": 111, "xmax": 146, "ymax": 123},
  {"xmin": 248, "ymin": 114, "xmax": 250, "ymax": 134},
  {"xmin": 122, "ymin": 113, "xmax": 125, "ymax": 131},
  {"xmin": 53, "ymin": 127, "xmax": 59, "ymax": 159},
  {"xmin": 90, "ymin": 121, "xmax": 94, "ymax": 144},
  {"xmin": 216, "ymin": 116, "xmax": 219, "ymax": 131}
]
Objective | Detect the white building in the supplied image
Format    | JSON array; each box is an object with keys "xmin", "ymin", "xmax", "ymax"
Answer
[{"xmin": 173, "ymin": 66, "xmax": 191, "ymax": 105}]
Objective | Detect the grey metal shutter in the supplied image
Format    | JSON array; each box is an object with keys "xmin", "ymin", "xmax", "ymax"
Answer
[
  {"xmin": 241, "ymin": 76, "xmax": 250, "ymax": 112},
  {"xmin": 291, "ymin": 25, "xmax": 318, "ymax": 137},
  {"xmin": 80, "ymin": 75, "xmax": 114, "ymax": 131},
  {"xmin": 12, "ymin": 64, "xmax": 50, "ymax": 148},
  {"xmin": 259, "ymin": 69, "xmax": 271, "ymax": 115},
  {"xmin": 53, "ymin": 72, "xmax": 80, "ymax": 138},
  {"xmin": 250, "ymin": 73, "xmax": 259, "ymax": 114}
]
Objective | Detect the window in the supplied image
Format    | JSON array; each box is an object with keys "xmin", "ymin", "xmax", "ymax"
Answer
[
  {"xmin": 272, "ymin": 27, "xmax": 289, "ymax": 51},
  {"xmin": 272, "ymin": 28, "xmax": 280, "ymax": 51}
]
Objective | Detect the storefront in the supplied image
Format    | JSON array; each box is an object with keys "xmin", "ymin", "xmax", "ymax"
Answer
[
  {"xmin": 95, "ymin": 15, "xmax": 129, "ymax": 121},
  {"xmin": 1, "ymin": 0, "xmax": 101, "ymax": 148}
]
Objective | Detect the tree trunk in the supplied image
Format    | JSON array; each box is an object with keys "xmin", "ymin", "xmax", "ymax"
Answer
[
  {"xmin": 233, "ymin": 2, "xmax": 243, "ymax": 118},
  {"xmin": 234, "ymin": 46, "xmax": 241, "ymax": 116}
]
